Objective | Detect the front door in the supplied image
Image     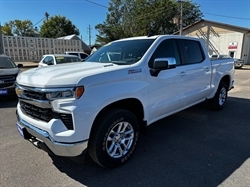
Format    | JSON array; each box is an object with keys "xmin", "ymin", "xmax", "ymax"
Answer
[{"xmin": 146, "ymin": 39, "xmax": 188, "ymax": 124}]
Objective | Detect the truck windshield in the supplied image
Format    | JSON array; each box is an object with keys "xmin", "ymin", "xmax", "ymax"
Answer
[
  {"xmin": 0, "ymin": 57, "xmax": 17, "ymax": 69},
  {"xmin": 85, "ymin": 39, "xmax": 155, "ymax": 65}
]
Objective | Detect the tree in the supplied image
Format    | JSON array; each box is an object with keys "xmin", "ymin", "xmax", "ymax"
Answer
[
  {"xmin": 95, "ymin": 0, "xmax": 203, "ymax": 44},
  {"xmin": 39, "ymin": 15, "xmax": 79, "ymax": 38},
  {"xmin": 95, "ymin": 0, "xmax": 127, "ymax": 45},
  {"xmin": 1, "ymin": 20, "xmax": 36, "ymax": 36}
]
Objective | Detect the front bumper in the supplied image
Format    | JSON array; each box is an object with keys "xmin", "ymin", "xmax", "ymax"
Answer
[
  {"xmin": 0, "ymin": 84, "xmax": 16, "ymax": 97},
  {"xmin": 16, "ymin": 113, "xmax": 88, "ymax": 157}
]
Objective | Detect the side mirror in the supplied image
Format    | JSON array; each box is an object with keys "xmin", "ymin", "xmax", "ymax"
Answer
[
  {"xmin": 17, "ymin": 64, "xmax": 23, "ymax": 68},
  {"xmin": 150, "ymin": 57, "xmax": 176, "ymax": 76}
]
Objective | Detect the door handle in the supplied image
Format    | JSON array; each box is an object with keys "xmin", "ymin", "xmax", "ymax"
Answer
[{"xmin": 204, "ymin": 67, "xmax": 210, "ymax": 72}]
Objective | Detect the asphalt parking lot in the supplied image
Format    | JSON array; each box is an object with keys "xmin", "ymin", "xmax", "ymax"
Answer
[{"xmin": 0, "ymin": 67, "xmax": 249, "ymax": 187}]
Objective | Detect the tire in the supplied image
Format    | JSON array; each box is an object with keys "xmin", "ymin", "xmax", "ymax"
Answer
[
  {"xmin": 88, "ymin": 108, "xmax": 139, "ymax": 168},
  {"xmin": 209, "ymin": 81, "xmax": 228, "ymax": 110}
]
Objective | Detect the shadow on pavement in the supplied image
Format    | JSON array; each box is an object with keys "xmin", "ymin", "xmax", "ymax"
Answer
[
  {"xmin": 239, "ymin": 65, "xmax": 250, "ymax": 70},
  {"xmin": 48, "ymin": 96, "xmax": 250, "ymax": 187}
]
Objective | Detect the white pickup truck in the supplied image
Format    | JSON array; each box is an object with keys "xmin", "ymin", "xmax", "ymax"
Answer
[{"xmin": 15, "ymin": 35, "xmax": 234, "ymax": 168}]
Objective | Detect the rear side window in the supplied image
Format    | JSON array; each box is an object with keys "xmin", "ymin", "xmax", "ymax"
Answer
[
  {"xmin": 80, "ymin": 53, "xmax": 88, "ymax": 59},
  {"xmin": 70, "ymin": 57, "xmax": 81, "ymax": 62},
  {"xmin": 179, "ymin": 39, "xmax": 204, "ymax": 64},
  {"xmin": 56, "ymin": 56, "xmax": 81, "ymax": 64}
]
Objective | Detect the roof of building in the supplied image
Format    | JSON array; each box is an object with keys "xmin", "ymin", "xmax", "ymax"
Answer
[
  {"xmin": 174, "ymin": 19, "xmax": 250, "ymax": 35},
  {"xmin": 57, "ymin": 34, "xmax": 91, "ymax": 51},
  {"xmin": 57, "ymin": 34, "xmax": 78, "ymax": 40}
]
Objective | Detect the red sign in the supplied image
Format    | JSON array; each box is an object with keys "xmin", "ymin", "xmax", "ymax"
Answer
[{"xmin": 228, "ymin": 42, "xmax": 238, "ymax": 49}]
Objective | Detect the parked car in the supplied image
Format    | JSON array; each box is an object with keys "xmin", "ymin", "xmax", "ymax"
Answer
[
  {"xmin": 211, "ymin": 54, "xmax": 244, "ymax": 69},
  {"xmin": 64, "ymin": 51, "xmax": 89, "ymax": 61},
  {"xmin": 233, "ymin": 58, "xmax": 244, "ymax": 69},
  {"xmin": 38, "ymin": 54, "xmax": 82, "ymax": 67},
  {"xmin": 0, "ymin": 54, "xmax": 23, "ymax": 97}
]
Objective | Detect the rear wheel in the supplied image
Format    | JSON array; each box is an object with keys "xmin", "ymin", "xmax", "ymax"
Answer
[
  {"xmin": 209, "ymin": 81, "xmax": 228, "ymax": 110},
  {"xmin": 88, "ymin": 108, "xmax": 139, "ymax": 168}
]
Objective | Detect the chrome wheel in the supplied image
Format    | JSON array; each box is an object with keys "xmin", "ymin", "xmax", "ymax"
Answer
[
  {"xmin": 88, "ymin": 108, "xmax": 139, "ymax": 168},
  {"xmin": 106, "ymin": 121, "xmax": 134, "ymax": 158},
  {"xmin": 219, "ymin": 87, "xmax": 227, "ymax": 106}
]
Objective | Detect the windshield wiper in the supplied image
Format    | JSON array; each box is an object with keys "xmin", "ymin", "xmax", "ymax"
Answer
[{"xmin": 110, "ymin": 61, "xmax": 130, "ymax": 65}]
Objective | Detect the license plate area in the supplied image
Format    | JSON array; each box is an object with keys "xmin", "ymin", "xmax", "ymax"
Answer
[
  {"xmin": 16, "ymin": 123, "xmax": 29, "ymax": 139},
  {"xmin": 0, "ymin": 89, "xmax": 8, "ymax": 95}
]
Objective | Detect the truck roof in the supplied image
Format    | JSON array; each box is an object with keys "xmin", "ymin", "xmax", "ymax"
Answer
[{"xmin": 115, "ymin": 35, "xmax": 201, "ymax": 42}]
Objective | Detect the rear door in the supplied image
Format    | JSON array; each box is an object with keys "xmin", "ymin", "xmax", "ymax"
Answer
[{"xmin": 177, "ymin": 39, "xmax": 212, "ymax": 105}]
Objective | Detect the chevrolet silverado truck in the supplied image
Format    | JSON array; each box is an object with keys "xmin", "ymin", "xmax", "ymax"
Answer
[{"xmin": 15, "ymin": 35, "xmax": 234, "ymax": 168}]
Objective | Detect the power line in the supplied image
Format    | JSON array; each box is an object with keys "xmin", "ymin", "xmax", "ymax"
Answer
[
  {"xmin": 84, "ymin": 0, "xmax": 250, "ymax": 22},
  {"xmin": 203, "ymin": 12, "xmax": 250, "ymax": 20},
  {"xmin": 85, "ymin": 0, "xmax": 108, "ymax": 8},
  {"xmin": 33, "ymin": 17, "xmax": 46, "ymax": 27}
]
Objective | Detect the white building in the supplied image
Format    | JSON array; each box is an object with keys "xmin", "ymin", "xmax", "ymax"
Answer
[
  {"xmin": 176, "ymin": 19, "xmax": 250, "ymax": 64},
  {"xmin": 1, "ymin": 34, "xmax": 91, "ymax": 62}
]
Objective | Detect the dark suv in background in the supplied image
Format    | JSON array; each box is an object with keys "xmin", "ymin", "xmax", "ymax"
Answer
[{"xmin": 0, "ymin": 54, "xmax": 23, "ymax": 97}]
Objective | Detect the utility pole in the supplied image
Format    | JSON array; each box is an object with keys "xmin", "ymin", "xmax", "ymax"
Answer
[
  {"xmin": 177, "ymin": 0, "xmax": 183, "ymax": 35},
  {"xmin": 0, "ymin": 22, "xmax": 3, "ymax": 54},
  {"xmin": 45, "ymin": 12, "xmax": 49, "ymax": 21},
  {"xmin": 180, "ymin": 0, "xmax": 183, "ymax": 35},
  {"xmin": 88, "ymin": 25, "xmax": 92, "ymax": 46}
]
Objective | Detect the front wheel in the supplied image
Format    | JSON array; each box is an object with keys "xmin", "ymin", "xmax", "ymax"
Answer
[
  {"xmin": 88, "ymin": 108, "xmax": 139, "ymax": 168},
  {"xmin": 209, "ymin": 81, "xmax": 228, "ymax": 110}
]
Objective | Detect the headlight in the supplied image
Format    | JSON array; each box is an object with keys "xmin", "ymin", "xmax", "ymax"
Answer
[
  {"xmin": 46, "ymin": 86, "xmax": 84, "ymax": 100},
  {"xmin": 15, "ymin": 86, "xmax": 23, "ymax": 97}
]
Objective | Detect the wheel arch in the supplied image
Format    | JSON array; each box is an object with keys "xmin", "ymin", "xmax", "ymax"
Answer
[
  {"xmin": 220, "ymin": 74, "xmax": 231, "ymax": 90},
  {"xmin": 89, "ymin": 98, "xmax": 146, "ymax": 141}
]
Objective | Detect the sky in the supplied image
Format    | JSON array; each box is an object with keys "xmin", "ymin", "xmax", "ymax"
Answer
[{"xmin": 0, "ymin": 0, "xmax": 250, "ymax": 45}]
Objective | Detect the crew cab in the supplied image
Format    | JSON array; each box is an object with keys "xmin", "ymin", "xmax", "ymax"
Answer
[{"xmin": 15, "ymin": 35, "xmax": 234, "ymax": 168}]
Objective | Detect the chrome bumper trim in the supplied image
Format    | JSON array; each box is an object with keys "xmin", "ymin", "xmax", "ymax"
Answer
[{"xmin": 17, "ymin": 117, "xmax": 88, "ymax": 157}]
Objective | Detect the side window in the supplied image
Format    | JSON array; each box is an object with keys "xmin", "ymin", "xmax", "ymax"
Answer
[
  {"xmin": 80, "ymin": 53, "xmax": 88, "ymax": 59},
  {"xmin": 149, "ymin": 39, "xmax": 180, "ymax": 68},
  {"xmin": 180, "ymin": 40, "xmax": 204, "ymax": 64},
  {"xmin": 43, "ymin": 56, "xmax": 49, "ymax": 64},
  {"xmin": 43, "ymin": 56, "xmax": 54, "ymax": 65}
]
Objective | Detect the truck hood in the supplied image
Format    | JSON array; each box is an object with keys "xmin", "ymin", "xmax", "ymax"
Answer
[
  {"xmin": 16, "ymin": 62, "xmax": 120, "ymax": 87},
  {"xmin": 0, "ymin": 68, "xmax": 19, "ymax": 76}
]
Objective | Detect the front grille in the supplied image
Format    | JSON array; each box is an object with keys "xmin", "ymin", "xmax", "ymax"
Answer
[
  {"xmin": 0, "ymin": 74, "xmax": 16, "ymax": 88},
  {"xmin": 20, "ymin": 101, "xmax": 74, "ymax": 130},
  {"xmin": 23, "ymin": 90, "xmax": 47, "ymax": 100},
  {"xmin": 20, "ymin": 101, "xmax": 53, "ymax": 122}
]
